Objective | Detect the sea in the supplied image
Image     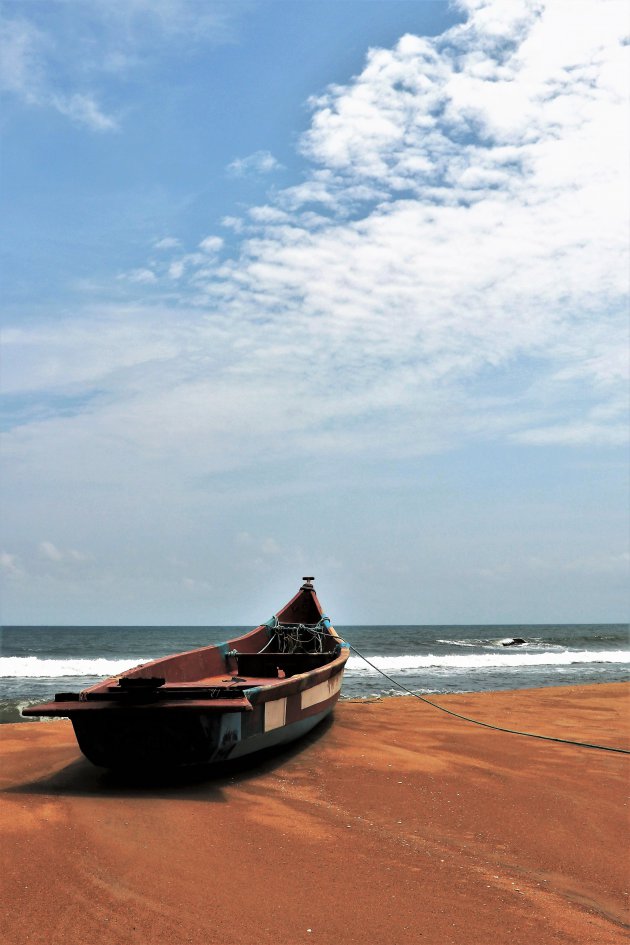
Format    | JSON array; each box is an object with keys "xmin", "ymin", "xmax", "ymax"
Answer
[{"xmin": 1, "ymin": 623, "xmax": 628, "ymax": 724}]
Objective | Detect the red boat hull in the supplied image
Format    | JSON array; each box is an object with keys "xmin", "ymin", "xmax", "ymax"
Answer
[{"xmin": 23, "ymin": 581, "xmax": 349, "ymax": 770}]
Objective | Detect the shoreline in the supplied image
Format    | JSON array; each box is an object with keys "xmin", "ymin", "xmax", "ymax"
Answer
[
  {"xmin": 1, "ymin": 682, "xmax": 628, "ymax": 944},
  {"xmin": 341, "ymin": 676, "xmax": 630, "ymax": 698}
]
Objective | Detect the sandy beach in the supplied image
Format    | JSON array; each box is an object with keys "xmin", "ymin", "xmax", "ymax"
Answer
[{"xmin": 1, "ymin": 682, "xmax": 628, "ymax": 945}]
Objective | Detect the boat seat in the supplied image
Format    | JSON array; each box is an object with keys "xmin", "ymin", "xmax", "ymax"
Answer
[{"xmin": 234, "ymin": 651, "xmax": 333, "ymax": 678}]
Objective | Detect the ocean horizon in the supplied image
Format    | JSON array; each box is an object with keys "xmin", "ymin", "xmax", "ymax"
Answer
[{"xmin": 1, "ymin": 622, "xmax": 628, "ymax": 724}]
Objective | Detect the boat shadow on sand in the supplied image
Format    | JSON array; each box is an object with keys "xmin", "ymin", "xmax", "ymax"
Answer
[{"xmin": 3, "ymin": 713, "xmax": 334, "ymax": 802}]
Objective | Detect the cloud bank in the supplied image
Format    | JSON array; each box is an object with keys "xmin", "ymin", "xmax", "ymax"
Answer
[{"xmin": 9, "ymin": 1, "xmax": 624, "ymax": 433}]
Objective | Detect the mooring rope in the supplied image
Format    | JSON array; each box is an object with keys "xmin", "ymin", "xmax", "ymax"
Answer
[
  {"xmin": 346, "ymin": 641, "xmax": 630, "ymax": 756},
  {"xmin": 256, "ymin": 619, "xmax": 628, "ymax": 754}
]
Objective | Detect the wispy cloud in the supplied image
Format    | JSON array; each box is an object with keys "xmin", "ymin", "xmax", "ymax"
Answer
[
  {"xmin": 0, "ymin": 1, "xmax": 243, "ymax": 131},
  {"xmin": 123, "ymin": 268, "xmax": 158, "ymax": 284},
  {"xmin": 0, "ymin": 14, "xmax": 117, "ymax": 131},
  {"xmin": 51, "ymin": 92, "xmax": 118, "ymax": 132},
  {"xmin": 92, "ymin": 0, "xmax": 241, "ymax": 53},
  {"xmin": 0, "ymin": 551, "xmax": 23, "ymax": 578},
  {"xmin": 198, "ymin": 235, "xmax": 224, "ymax": 253},
  {"xmin": 154, "ymin": 237, "xmax": 182, "ymax": 251},
  {"xmin": 39, "ymin": 540, "xmax": 92, "ymax": 563},
  {"xmin": 227, "ymin": 150, "xmax": 284, "ymax": 177},
  {"xmin": 0, "ymin": 14, "xmax": 43, "ymax": 99}
]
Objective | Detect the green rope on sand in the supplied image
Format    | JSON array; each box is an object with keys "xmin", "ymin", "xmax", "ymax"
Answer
[{"xmin": 347, "ymin": 642, "xmax": 630, "ymax": 756}]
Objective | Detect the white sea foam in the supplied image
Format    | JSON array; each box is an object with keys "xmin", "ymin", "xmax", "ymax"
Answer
[
  {"xmin": 2, "ymin": 650, "xmax": 629, "ymax": 681},
  {"xmin": 436, "ymin": 638, "xmax": 550, "ymax": 648},
  {"xmin": 0, "ymin": 657, "xmax": 147, "ymax": 679},
  {"xmin": 345, "ymin": 650, "xmax": 630, "ymax": 674}
]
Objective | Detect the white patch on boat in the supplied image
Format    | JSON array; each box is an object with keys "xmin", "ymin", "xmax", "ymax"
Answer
[
  {"xmin": 300, "ymin": 673, "xmax": 342, "ymax": 710},
  {"xmin": 264, "ymin": 697, "xmax": 287, "ymax": 731}
]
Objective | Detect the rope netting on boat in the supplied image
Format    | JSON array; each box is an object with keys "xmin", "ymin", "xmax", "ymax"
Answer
[{"xmin": 261, "ymin": 616, "xmax": 331, "ymax": 654}]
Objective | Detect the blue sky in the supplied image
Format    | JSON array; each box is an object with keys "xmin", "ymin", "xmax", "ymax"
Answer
[{"xmin": 1, "ymin": 0, "xmax": 628, "ymax": 625}]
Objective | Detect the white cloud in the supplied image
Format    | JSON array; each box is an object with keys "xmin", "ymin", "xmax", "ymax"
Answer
[
  {"xmin": 248, "ymin": 206, "xmax": 291, "ymax": 224},
  {"xmin": 39, "ymin": 541, "xmax": 64, "ymax": 562},
  {"xmin": 50, "ymin": 92, "xmax": 118, "ymax": 132},
  {"xmin": 0, "ymin": 551, "xmax": 23, "ymax": 577},
  {"xmin": 221, "ymin": 216, "xmax": 244, "ymax": 232},
  {"xmin": 227, "ymin": 150, "xmax": 283, "ymax": 177},
  {"xmin": 0, "ymin": 15, "xmax": 44, "ymax": 100},
  {"xmin": 2, "ymin": 0, "xmax": 628, "ymax": 494},
  {"xmin": 199, "ymin": 235, "xmax": 224, "ymax": 253},
  {"xmin": 168, "ymin": 260, "xmax": 186, "ymax": 280},
  {"xmin": 154, "ymin": 237, "xmax": 181, "ymax": 250},
  {"xmin": 1, "ymin": 306, "xmax": 193, "ymax": 394},
  {"xmin": 125, "ymin": 268, "xmax": 158, "ymax": 284},
  {"xmin": 38, "ymin": 541, "xmax": 91, "ymax": 563}
]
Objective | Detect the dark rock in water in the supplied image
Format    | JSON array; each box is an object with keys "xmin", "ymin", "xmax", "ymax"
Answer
[{"xmin": 502, "ymin": 637, "xmax": 527, "ymax": 647}]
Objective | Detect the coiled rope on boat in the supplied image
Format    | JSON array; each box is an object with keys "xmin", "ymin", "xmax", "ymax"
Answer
[
  {"xmin": 262, "ymin": 617, "xmax": 328, "ymax": 654},
  {"xmin": 346, "ymin": 641, "xmax": 630, "ymax": 756}
]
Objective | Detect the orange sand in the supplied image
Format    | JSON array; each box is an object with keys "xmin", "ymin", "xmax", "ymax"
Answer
[{"xmin": 1, "ymin": 682, "xmax": 628, "ymax": 945}]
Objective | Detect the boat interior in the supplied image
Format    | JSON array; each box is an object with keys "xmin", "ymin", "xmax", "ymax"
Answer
[
  {"xmin": 21, "ymin": 581, "xmax": 347, "ymax": 716},
  {"xmin": 75, "ymin": 582, "xmax": 343, "ymax": 701}
]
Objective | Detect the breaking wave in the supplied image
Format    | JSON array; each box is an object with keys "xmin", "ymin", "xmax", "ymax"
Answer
[
  {"xmin": 0, "ymin": 657, "xmax": 147, "ymax": 679},
  {"xmin": 2, "ymin": 650, "xmax": 628, "ymax": 682},
  {"xmin": 345, "ymin": 650, "xmax": 630, "ymax": 674}
]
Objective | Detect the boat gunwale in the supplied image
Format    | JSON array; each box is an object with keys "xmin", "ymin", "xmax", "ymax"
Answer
[{"xmin": 23, "ymin": 649, "xmax": 349, "ymax": 718}]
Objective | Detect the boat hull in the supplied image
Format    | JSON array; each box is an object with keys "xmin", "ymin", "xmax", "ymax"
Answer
[
  {"xmin": 69, "ymin": 669, "xmax": 344, "ymax": 769},
  {"xmin": 22, "ymin": 580, "xmax": 348, "ymax": 770},
  {"xmin": 71, "ymin": 702, "xmax": 336, "ymax": 770}
]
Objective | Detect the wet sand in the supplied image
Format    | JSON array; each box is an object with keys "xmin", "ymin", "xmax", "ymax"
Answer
[{"xmin": 1, "ymin": 682, "xmax": 628, "ymax": 945}]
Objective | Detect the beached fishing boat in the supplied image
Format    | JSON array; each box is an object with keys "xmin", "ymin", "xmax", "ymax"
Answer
[{"xmin": 23, "ymin": 578, "xmax": 349, "ymax": 769}]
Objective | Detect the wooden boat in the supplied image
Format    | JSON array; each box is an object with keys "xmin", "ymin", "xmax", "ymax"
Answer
[{"xmin": 22, "ymin": 578, "xmax": 349, "ymax": 769}]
